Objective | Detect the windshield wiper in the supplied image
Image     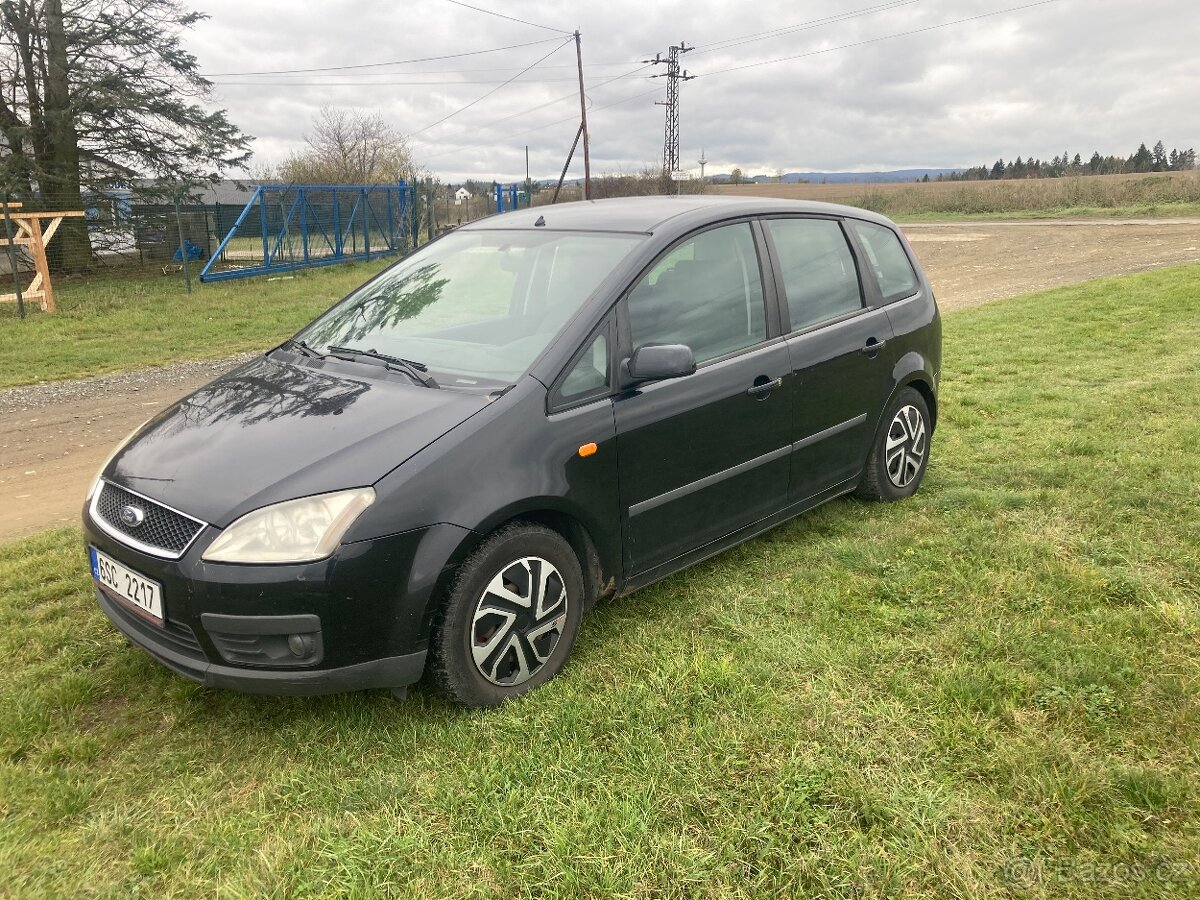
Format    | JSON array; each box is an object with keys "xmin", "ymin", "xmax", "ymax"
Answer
[
  {"xmin": 326, "ymin": 345, "xmax": 439, "ymax": 388},
  {"xmin": 279, "ymin": 338, "xmax": 324, "ymax": 359}
]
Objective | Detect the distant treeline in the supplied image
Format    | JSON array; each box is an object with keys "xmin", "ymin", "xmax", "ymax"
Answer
[{"xmin": 938, "ymin": 141, "xmax": 1196, "ymax": 181}]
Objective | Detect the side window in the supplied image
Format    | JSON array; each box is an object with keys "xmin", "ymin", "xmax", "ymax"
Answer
[
  {"xmin": 765, "ymin": 218, "xmax": 864, "ymax": 331},
  {"xmin": 556, "ymin": 332, "xmax": 609, "ymax": 404},
  {"xmin": 849, "ymin": 220, "xmax": 918, "ymax": 302},
  {"xmin": 626, "ymin": 223, "xmax": 766, "ymax": 364}
]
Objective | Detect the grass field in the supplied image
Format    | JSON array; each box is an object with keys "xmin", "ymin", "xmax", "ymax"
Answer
[
  {"xmin": 715, "ymin": 170, "xmax": 1200, "ymax": 220},
  {"xmin": 0, "ymin": 259, "xmax": 391, "ymax": 389},
  {"xmin": 1, "ymin": 265, "xmax": 1198, "ymax": 897}
]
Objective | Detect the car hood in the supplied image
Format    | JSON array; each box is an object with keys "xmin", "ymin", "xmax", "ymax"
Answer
[{"xmin": 109, "ymin": 355, "xmax": 490, "ymax": 527}]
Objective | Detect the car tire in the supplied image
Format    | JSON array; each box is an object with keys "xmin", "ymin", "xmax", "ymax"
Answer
[
  {"xmin": 429, "ymin": 522, "xmax": 585, "ymax": 707},
  {"xmin": 856, "ymin": 387, "xmax": 932, "ymax": 502}
]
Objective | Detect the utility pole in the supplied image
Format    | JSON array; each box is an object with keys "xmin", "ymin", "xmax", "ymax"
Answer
[
  {"xmin": 525, "ymin": 144, "xmax": 532, "ymax": 208},
  {"xmin": 647, "ymin": 42, "xmax": 695, "ymax": 176},
  {"xmin": 574, "ymin": 30, "xmax": 592, "ymax": 200}
]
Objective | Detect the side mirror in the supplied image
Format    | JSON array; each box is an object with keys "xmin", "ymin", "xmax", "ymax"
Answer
[{"xmin": 624, "ymin": 343, "xmax": 697, "ymax": 384}]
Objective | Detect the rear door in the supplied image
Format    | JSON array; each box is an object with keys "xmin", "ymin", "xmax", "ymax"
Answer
[
  {"xmin": 613, "ymin": 221, "xmax": 792, "ymax": 576},
  {"xmin": 760, "ymin": 216, "xmax": 898, "ymax": 502}
]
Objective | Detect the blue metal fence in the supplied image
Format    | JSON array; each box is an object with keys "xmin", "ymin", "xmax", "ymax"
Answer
[{"xmin": 200, "ymin": 182, "xmax": 415, "ymax": 282}]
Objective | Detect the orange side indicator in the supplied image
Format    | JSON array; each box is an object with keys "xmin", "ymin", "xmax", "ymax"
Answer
[{"xmin": 577, "ymin": 442, "xmax": 598, "ymax": 458}]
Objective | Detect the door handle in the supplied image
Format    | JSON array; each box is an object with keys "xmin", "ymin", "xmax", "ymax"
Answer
[
  {"xmin": 747, "ymin": 376, "xmax": 783, "ymax": 397},
  {"xmin": 861, "ymin": 337, "xmax": 887, "ymax": 356}
]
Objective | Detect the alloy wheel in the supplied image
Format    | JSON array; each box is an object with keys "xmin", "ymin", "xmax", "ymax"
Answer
[
  {"xmin": 471, "ymin": 556, "xmax": 569, "ymax": 686},
  {"xmin": 885, "ymin": 404, "xmax": 927, "ymax": 488}
]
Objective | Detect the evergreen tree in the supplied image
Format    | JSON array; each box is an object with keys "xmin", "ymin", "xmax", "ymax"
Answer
[
  {"xmin": 1089, "ymin": 151, "xmax": 1103, "ymax": 173},
  {"xmin": 1131, "ymin": 143, "xmax": 1153, "ymax": 172},
  {"xmin": 0, "ymin": 0, "xmax": 251, "ymax": 271},
  {"xmin": 1152, "ymin": 140, "xmax": 1168, "ymax": 171},
  {"xmin": 991, "ymin": 159, "xmax": 1005, "ymax": 179}
]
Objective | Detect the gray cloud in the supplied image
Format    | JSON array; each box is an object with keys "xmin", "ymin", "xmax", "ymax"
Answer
[{"xmin": 190, "ymin": 0, "xmax": 1199, "ymax": 180}]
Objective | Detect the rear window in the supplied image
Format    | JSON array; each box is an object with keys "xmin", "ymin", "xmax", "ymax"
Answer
[{"xmin": 849, "ymin": 221, "xmax": 918, "ymax": 302}]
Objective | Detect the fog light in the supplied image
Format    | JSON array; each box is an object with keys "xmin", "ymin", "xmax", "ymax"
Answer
[{"xmin": 287, "ymin": 633, "xmax": 313, "ymax": 657}]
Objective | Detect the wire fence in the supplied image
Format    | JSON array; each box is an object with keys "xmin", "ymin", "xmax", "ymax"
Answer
[
  {"xmin": 1, "ymin": 176, "xmax": 711, "ymax": 318},
  {"xmin": 0, "ymin": 183, "xmax": 521, "ymax": 315}
]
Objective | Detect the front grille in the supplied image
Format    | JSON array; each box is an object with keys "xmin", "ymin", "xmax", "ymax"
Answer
[
  {"xmin": 95, "ymin": 482, "xmax": 205, "ymax": 556},
  {"xmin": 100, "ymin": 588, "xmax": 206, "ymax": 661}
]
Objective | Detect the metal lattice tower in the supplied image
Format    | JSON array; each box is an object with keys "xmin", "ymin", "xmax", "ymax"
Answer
[{"xmin": 646, "ymin": 43, "xmax": 695, "ymax": 175}]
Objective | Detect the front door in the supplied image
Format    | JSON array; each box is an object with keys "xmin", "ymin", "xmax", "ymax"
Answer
[{"xmin": 613, "ymin": 221, "xmax": 792, "ymax": 576}]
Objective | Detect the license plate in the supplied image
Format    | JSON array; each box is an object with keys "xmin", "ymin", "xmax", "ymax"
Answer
[{"xmin": 89, "ymin": 546, "xmax": 163, "ymax": 624}]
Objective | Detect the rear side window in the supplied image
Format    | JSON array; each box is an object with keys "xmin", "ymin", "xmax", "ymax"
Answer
[
  {"xmin": 849, "ymin": 221, "xmax": 918, "ymax": 302},
  {"xmin": 765, "ymin": 218, "xmax": 863, "ymax": 331},
  {"xmin": 626, "ymin": 223, "xmax": 766, "ymax": 364}
]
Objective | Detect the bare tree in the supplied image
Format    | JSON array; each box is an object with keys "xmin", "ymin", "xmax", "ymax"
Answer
[{"xmin": 280, "ymin": 108, "xmax": 423, "ymax": 185}]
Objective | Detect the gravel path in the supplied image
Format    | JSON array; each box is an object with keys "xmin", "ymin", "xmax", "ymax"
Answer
[{"xmin": 0, "ymin": 353, "xmax": 257, "ymax": 415}]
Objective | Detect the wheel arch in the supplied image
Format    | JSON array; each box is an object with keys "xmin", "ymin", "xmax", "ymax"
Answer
[
  {"xmin": 421, "ymin": 501, "xmax": 617, "ymax": 634},
  {"xmin": 889, "ymin": 350, "xmax": 938, "ymax": 431}
]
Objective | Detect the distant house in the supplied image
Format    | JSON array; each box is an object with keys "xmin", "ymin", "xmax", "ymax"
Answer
[{"xmin": 454, "ymin": 187, "xmax": 472, "ymax": 205}]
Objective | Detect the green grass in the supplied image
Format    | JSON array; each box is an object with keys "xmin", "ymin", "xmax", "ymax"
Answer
[
  {"xmin": 893, "ymin": 201, "xmax": 1200, "ymax": 222},
  {"xmin": 0, "ymin": 258, "xmax": 392, "ymax": 389},
  {"xmin": 2, "ymin": 265, "xmax": 1200, "ymax": 897}
]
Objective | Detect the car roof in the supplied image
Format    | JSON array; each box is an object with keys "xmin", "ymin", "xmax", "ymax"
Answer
[{"xmin": 457, "ymin": 194, "xmax": 898, "ymax": 235}]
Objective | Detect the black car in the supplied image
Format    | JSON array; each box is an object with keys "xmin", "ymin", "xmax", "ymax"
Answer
[{"xmin": 83, "ymin": 196, "xmax": 940, "ymax": 707}]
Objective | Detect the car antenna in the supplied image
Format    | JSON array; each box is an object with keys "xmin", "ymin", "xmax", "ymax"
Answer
[{"xmin": 534, "ymin": 215, "xmax": 546, "ymax": 227}]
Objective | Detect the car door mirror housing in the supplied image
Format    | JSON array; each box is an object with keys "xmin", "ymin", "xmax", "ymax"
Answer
[{"xmin": 624, "ymin": 344, "xmax": 697, "ymax": 384}]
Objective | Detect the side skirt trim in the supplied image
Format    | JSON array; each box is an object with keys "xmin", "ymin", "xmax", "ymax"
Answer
[
  {"xmin": 621, "ymin": 476, "xmax": 858, "ymax": 594},
  {"xmin": 628, "ymin": 445, "xmax": 792, "ymax": 518}
]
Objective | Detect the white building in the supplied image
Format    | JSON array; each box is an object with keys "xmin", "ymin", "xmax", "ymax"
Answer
[{"xmin": 454, "ymin": 187, "xmax": 472, "ymax": 205}]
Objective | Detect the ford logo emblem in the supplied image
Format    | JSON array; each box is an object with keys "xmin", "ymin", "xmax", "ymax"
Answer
[{"xmin": 119, "ymin": 505, "xmax": 146, "ymax": 528}]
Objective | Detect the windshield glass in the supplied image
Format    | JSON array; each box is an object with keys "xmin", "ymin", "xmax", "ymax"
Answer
[{"xmin": 298, "ymin": 229, "xmax": 642, "ymax": 387}]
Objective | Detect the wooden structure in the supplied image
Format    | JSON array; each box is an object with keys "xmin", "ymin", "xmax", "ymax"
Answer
[{"xmin": 1, "ymin": 202, "xmax": 86, "ymax": 313}]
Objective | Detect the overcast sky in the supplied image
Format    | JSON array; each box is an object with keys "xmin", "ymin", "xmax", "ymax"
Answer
[{"xmin": 189, "ymin": 0, "xmax": 1199, "ymax": 182}]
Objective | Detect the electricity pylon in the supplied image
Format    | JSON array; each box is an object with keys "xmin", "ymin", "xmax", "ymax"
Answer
[{"xmin": 646, "ymin": 42, "xmax": 695, "ymax": 175}]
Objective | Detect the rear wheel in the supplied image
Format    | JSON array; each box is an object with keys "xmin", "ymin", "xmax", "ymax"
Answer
[
  {"xmin": 856, "ymin": 387, "xmax": 931, "ymax": 502},
  {"xmin": 430, "ymin": 523, "xmax": 585, "ymax": 707}
]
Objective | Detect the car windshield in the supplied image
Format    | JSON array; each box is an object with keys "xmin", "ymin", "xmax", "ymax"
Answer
[{"xmin": 297, "ymin": 229, "xmax": 643, "ymax": 387}]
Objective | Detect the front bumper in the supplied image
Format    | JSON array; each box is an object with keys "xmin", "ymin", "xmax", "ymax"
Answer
[
  {"xmin": 84, "ymin": 508, "xmax": 473, "ymax": 696},
  {"xmin": 97, "ymin": 589, "xmax": 426, "ymax": 695}
]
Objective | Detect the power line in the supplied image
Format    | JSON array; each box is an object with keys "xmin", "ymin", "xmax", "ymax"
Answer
[
  {"xmin": 690, "ymin": 0, "xmax": 919, "ymax": 56},
  {"xmin": 443, "ymin": 0, "xmax": 571, "ymax": 35},
  {"xmin": 204, "ymin": 36, "xmax": 564, "ymax": 77},
  {"xmin": 211, "ymin": 61, "xmax": 642, "ymax": 79},
  {"xmin": 424, "ymin": 0, "xmax": 1068, "ymax": 172},
  {"xmin": 213, "ymin": 77, "xmax": 628, "ymax": 87},
  {"xmin": 208, "ymin": 1, "xmax": 911, "ymax": 84},
  {"xmin": 423, "ymin": 85, "xmax": 663, "ymax": 164},
  {"xmin": 410, "ymin": 37, "xmax": 574, "ymax": 136},
  {"xmin": 414, "ymin": 62, "xmax": 655, "ymax": 155},
  {"xmin": 701, "ymin": 0, "xmax": 1068, "ymax": 78},
  {"xmin": 204, "ymin": 1, "xmax": 909, "ymax": 82}
]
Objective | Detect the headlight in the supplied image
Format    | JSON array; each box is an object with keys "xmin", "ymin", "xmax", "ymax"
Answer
[
  {"xmin": 202, "ymin": 488, "xmax": 375, "ymax": 564},
  {"xmin": 86, "ymin": 419, "xmax": 151, "ymax": 502}
]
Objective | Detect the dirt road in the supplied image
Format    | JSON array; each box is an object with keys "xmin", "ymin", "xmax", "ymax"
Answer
[
  {"xmin": 904, "ymin": 218, "xmax": 1200, "ymax": 311},
  {"xmin": 2, "ymin": 219, "xmax": 1199, "ymax": 544}
]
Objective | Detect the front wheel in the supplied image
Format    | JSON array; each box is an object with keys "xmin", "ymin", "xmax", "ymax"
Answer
[
  {"xmin": 429, "ymin": 523, "xmax": 585, "ymax": 707},
  {"xmin": 856, "ymin": 387, "xmax": 932, "ymax": 502}
]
